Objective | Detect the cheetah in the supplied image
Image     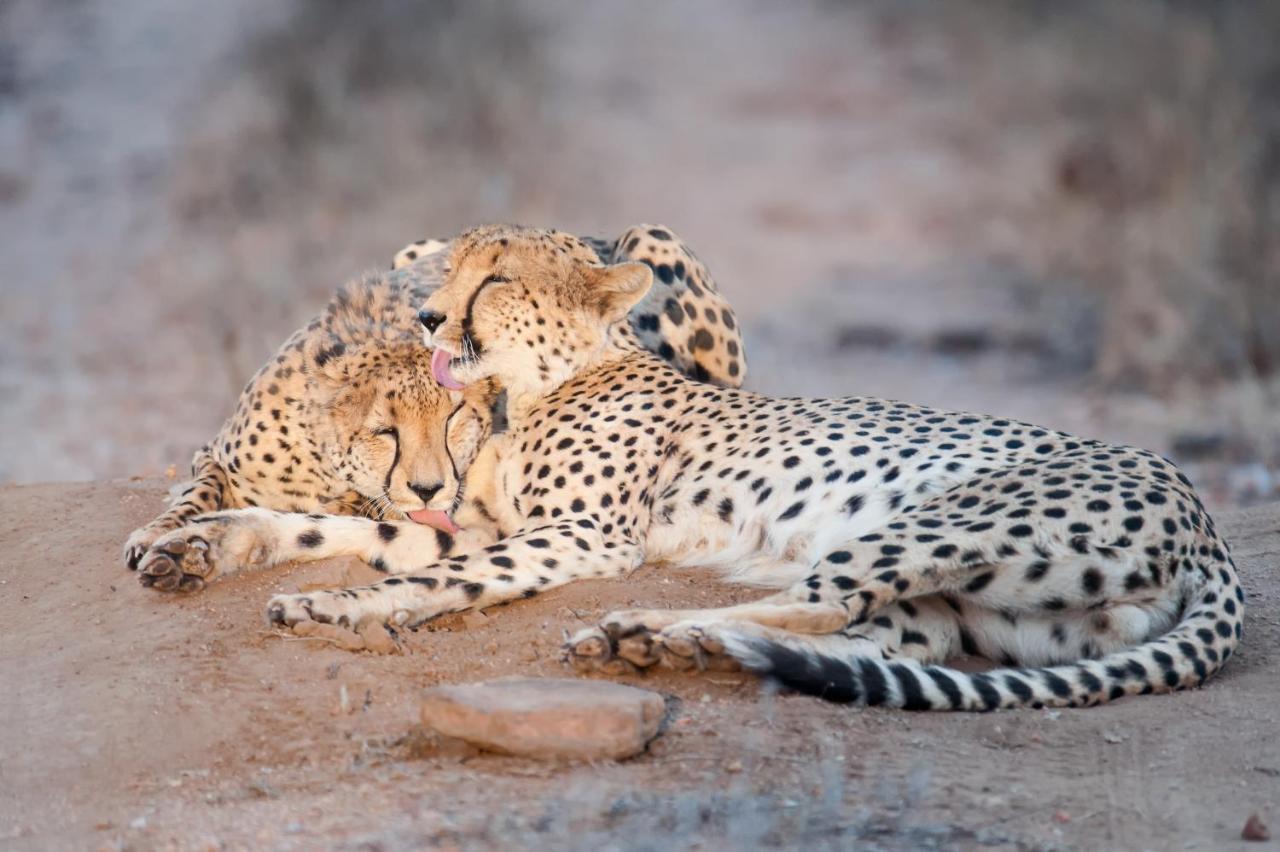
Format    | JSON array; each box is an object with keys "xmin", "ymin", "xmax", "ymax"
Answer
[
  {"xmin": 126, "ymin": 225, "xmax": 746, "ymax": 590},
  {"xmin": 157, "ymin": 226, "xmax": 1242, "ymax": 711}
]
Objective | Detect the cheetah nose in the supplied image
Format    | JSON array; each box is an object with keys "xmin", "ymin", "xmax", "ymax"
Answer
[
  {"xmin": 418, "ymin": 309, "xmax": 446, "ymax": 334},
  {"xmin": 409, "ymin": 481, "xmax": 444, "ymax": 504}
]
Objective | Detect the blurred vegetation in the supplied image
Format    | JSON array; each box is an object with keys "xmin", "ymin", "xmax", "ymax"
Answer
[
  {"xmin": 3, "ymin": 0, "xmax": 1277, "ymax": 494},
  {"xmin": 1014, "ymin": 1, "xmax": 1280, "ymax": 388},
  {"xmin": 186, "ymin": 0, "xmax": 1280, "ymax": 391},
  {"xmin": 175, "ymin": 0, "xmax": 545, "ymax": 228}
]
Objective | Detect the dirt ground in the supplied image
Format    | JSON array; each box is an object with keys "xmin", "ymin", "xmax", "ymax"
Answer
[{"xmin": 1, "ymin": 481, "xmax": 1277, "ymax": 850}]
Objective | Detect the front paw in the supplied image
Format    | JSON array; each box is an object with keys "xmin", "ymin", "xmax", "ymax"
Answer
[
  {"xmin": 137, "ymin": 534, "xmax": 214, "ymax": 593},
  {"xmin": 136, "ymin": 515, "xmax": 271, "ymax": 593},
  {"xmin": 266, "ymin": 592, "xmax": 349, "ymax": 629}
]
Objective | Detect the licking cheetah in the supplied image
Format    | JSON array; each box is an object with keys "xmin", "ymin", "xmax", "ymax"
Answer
[
  {"xmin": 128, "ymin": 225, "xmax": 746, "ymax": 590},
  {"xmin": 170, "ymin": 225, "xmax": 1242, "ymax": 711}
]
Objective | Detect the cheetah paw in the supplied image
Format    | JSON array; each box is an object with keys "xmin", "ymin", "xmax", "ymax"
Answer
[
  {"xmin": 562, "ymin": 621, "xmax": 661, "ymax": 675},
  {"xmin": 655, "ymin": 622, "xmax": 742, "ymax": 672},
  {"xmin": 136, "ymin": 534, "xmax": 215, "ymax": 593},
  {"xmin": 563, "ymin": 618, "xmax": 743, "ymax": 675},
  {"xmin": 266, "ymin": 592, "xmax": 350, "ymax": 629}
]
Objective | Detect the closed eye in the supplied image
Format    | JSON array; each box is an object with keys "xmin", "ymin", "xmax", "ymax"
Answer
[
  {"xmin": 482, "ymin": 275, "xmax": 511, "ymax": 285},
  {"xmin": 374, "ymin": 427, "xmax": 398, "ymax": 439}
]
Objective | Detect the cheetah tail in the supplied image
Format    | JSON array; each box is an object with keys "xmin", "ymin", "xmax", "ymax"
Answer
[{"xmin": 720, "ymin": 578, "xmax": 1243, "ymax": 711}]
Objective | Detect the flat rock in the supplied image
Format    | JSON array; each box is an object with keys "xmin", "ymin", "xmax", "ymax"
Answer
[{"xmin": 419, "ymin": 677, "xmax": 666, "ymax": 760}]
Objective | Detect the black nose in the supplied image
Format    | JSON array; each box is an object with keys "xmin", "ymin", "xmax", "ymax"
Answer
[
  {"xmin": 409, "ymin": 481, "xmax": 443, "ymax": 503},
  {"xmin": 418, "ymin": 309, "xmax": 446, "ymax": 333}
]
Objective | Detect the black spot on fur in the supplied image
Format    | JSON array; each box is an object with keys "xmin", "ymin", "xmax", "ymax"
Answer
[{"xmin": 297, "ymin": 530, "xmax": 324, "ymax": 548}]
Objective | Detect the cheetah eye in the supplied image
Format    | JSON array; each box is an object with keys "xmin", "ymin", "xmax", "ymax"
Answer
[
  {"xmin": 483, "ymin": 274, "xmax": 511, "ymax": 285},
  {"xmin": 374, "ymin": 427, "xmax": 398, "ymax": 439}
]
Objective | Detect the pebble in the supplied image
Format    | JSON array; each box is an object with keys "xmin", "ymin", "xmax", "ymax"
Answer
[
  {"xmin": 1242, "ymin": 813, "xmax": 1270, "ymax": 842},
  {"xmin": 461, "ymin": 610, "xmax": 489, "ymax": 631},
  {"xmin": 420, "ymin": 677, "xmax": 666, "ymax": 760},
  {"xmin": 290, "ymin": 621, "xmax": 364, "ymax": 652},
  {"xmin": 356, "ymin": 621, "xmax": 398, "ymax": 654}
]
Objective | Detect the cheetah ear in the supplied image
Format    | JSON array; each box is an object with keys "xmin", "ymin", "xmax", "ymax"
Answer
[
  {"xmin": 304, "ymin": 334, "xmax": 353, "ymax": 386},
  {"xmin": 586, "ymin": 262, "xmax": 653, "ymax": 324},
  {"xmin": 303, "ymin": 338, "xmax": 376, "ymax": 439}
]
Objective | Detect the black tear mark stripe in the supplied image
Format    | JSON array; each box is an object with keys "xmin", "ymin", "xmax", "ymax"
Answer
[
  {"xmin": 461, "ymin": 275, "xmax": 508, "ymax": 357},
  {"xmin": 382, "ymin": 429, "xmax": 401, "ymax": 494}
]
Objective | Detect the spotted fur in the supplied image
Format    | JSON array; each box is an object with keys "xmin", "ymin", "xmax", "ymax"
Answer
[
  {"xmin": 151, "ymin": 226, "xmax": 1240, "ymax": 711},
  {"xmin": 127, "ymin": 226, "xmax": 746, "ymax": 589}
]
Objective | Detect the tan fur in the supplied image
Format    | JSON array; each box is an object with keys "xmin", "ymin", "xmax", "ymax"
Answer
[
  {"xmin": 214, "ymin": 225, "xmax": 1239, "ymax": 713},
  {"xmin": 125, "ymin": 225, "xmax": 748, "ymax": 574},
  {"xmin": 124, "ymin": 251, "xmax": 464, "ymax": 568}
]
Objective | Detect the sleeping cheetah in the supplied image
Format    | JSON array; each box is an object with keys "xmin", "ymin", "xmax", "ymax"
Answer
[
  {"xmin": 126, "ymin": 225, "xmax": 745, "ymax": 590},
  {"xmin": 156, "ymin": 225, "xmax": 1242, "ymax": 711}
]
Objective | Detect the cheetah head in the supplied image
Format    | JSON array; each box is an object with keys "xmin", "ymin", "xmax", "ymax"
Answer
[
  {"xmin": 305, "ymin": 337, "xmax": 496, "ymax": 529},
  {"xmin": 418, "ymin": 224, "xmax": 652, "ymax": 396}
]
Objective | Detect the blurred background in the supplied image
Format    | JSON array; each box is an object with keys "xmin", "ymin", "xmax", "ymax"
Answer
[{"xmin": 2, "ymin": 0, "xmax": 1278, "ymax": 507}]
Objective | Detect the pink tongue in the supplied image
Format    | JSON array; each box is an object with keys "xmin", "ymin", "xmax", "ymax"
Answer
[
  {"xmin": 431, "ymin": 348, "xmax": 465, "ymax": 390},
  {"xmin": 406, "ymin": 508, "xmax": 461, "ymax": 534}
]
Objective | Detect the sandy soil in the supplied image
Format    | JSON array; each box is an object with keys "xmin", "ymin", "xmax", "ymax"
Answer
[{"xmin": 1, "ymin": 481, "xmax": 1277, "ymax": 850}]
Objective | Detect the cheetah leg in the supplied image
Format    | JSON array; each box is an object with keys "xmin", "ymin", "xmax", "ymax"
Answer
[
  {"xmin": 266, "ymin": 523, "xmax": 642, "ymax": 634},
  {"xmin": 137, "ymin": 508, "xmax": 491, "ymax": 593},
  {"xmin": 123, "ymin": 445, "xmax": 231, "ymax": 570}
]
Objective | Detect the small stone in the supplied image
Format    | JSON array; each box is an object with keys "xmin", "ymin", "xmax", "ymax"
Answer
[
  {"xmin": 1242, "ymin": 813, "xmax": 1270, "ymax": 842},
  {"xmin": 725, "ymin": 759, "xmax": 743, "ymax": 773},
  {"xmin": 334, "ymin": 683, "xmax": 353, "ymax": 716},
  {"xmin": 420, "ymin": 677, "xmax": 666, "ymax": 760},
  {"xmin": 290, "ymin": 620, "xmax": 365, "ymax": 652},
  {"xmin": 247, "ymin": 780, "xmax": 277, "ymax": 799},
  {"xmin": 1053, "ymin": 810, "xmax": 1071, "ymax": 824},
  {"xmin": 356, "ymin": 621, "xmax": 398, "ymax": 654}
]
